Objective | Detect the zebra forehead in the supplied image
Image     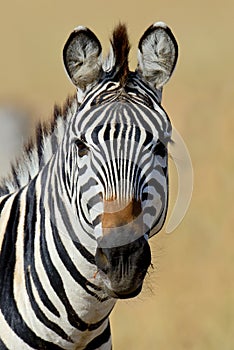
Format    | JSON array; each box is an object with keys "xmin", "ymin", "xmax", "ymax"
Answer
[{"xmin": 75, "ymin": 100, "xmax": 169, "ymax": 139}]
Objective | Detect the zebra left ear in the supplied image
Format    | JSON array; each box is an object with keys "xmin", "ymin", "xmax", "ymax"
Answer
[
  {"xmin": 137, "ymin": 22, "xmax": 178, "ymax": 89},
  {"xmin": 63, "ymin": 26, "xmax": 102, "ymax": 90}
]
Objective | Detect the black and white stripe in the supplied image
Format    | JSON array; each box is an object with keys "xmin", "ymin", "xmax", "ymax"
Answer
[{"xmin": 0, "ymin": 22, "xmax": 178, "ymax": 349}]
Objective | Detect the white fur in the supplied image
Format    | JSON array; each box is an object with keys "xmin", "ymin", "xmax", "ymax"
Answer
[
  {"xmin": 102, "ymin": 45, "xmax": 115, "ymax": 73},
  {"xmin": 137, "ymin": 22, "xmax": 177, "ymax": 89},
  {"xmin": 153, "ymin": 21, "xmax": 168, "ymax": 29}
]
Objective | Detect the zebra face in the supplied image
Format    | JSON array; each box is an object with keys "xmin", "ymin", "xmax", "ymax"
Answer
[
  {"xmin": 70, "ymin": 120, "xmax": 169, "ymax": 298},
  {"xmin": 63, "ymin": 22, "xmax": 178, "ymax": 298}
]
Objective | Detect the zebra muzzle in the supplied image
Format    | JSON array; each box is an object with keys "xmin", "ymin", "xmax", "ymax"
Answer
[
  {"xmin": 95, "ymin": 235, "xmax": 151, "ymax": 299},
  {"xmin": 94, "ymin": 198, "xmax": 151, "ymax": 299},
  {"xmin": 102, "ymin": 198, "xmax": 142, "ymax": 228},
  {"xmin": 98, "ymin": 198, "xmax": 144, "ymax": 247}
]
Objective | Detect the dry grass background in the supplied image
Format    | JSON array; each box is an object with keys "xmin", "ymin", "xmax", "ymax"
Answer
[{"xmin": 0, "ymin": 0, "xmax": 233, "ymax": 349}]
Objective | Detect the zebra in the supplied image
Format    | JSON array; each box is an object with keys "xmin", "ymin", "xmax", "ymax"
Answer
[{"xmin": 0, "ymin": 22, "xmax": 178, "ymax": 349}]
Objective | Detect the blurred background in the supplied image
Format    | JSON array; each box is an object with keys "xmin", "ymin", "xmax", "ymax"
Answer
[{"xmin": 0, "ymin": 0, "xmax": 233, "ymax": 348}]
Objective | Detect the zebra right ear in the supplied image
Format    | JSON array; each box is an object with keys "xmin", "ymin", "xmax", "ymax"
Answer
[
  {"xmin": 63, "ymin": 27, "xmax": 102, "ymax": 90},
  {"xmin": 137, "ymin": 22, "xmax": 178, "ymax": 89}
]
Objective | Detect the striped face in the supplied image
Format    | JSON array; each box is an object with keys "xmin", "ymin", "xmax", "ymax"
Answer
[
  {"xmin": 70, "ymin": 86, "xmax": 171, "ymax": 245},
  {"xmin": 63, "ymin": 22, "xmax": 178, "ymax": 298}
]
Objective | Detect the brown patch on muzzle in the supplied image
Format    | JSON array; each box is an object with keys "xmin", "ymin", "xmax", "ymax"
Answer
[{"xmin": 102, "ymin": 198, "xmax": 142, "ymax": 229}]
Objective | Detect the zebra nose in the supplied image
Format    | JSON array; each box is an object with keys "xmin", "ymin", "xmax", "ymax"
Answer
[
  {"xmin": 95, "ymin": 236, "xmax": 151, "ymax": 299},
  {"xmin": 98, "ymin": 198, "xmax": 144, "ymax": 248},
  {"xmin": 102, "ymin": 198, "xmax": 142, "ymax": 229}
]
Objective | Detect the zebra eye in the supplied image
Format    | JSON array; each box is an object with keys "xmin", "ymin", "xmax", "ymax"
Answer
[
  {"xmin": 152, "ymin": 140, "xmax": 167, "ymax": 157},
  {"xmin": 74, "ymin": 139, "xmax": 89, "ymax": 157}
]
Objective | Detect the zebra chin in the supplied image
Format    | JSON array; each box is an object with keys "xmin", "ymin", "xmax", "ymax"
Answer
[{"xmin": 95, "ymin": 235, "xmax": 151, "ymax": 299}]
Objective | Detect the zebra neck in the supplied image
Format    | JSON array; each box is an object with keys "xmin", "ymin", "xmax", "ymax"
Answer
[
  {"xmin": 38, "ymin": 150, "xmax": 79, "ymax": 242},
  {"xmin": 30, "ymin": 154, "xmax": 115, "ymax": 304},
  {"xmin": 6, "ymin": 163, "xmax": 115, "ymax": 345}
]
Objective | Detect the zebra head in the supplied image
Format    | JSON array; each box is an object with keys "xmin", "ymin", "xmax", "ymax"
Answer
[{"xmin": 63, "ymin": 23, "xmax": 178, "ymax": 299}]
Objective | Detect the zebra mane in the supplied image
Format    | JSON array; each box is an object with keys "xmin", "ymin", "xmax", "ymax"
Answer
[
  {"xmin": 0, "ymin": 94, "xmax": 77, "ymax": 195},
  {"xmin": 104, "ymin": 23, "xmax": 130, "ymax": 85}
]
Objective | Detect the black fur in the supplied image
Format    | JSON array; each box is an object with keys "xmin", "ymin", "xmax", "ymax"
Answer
[{"xmin": 110, "ymin": 23, "xmax": 131, "ymax": 86}]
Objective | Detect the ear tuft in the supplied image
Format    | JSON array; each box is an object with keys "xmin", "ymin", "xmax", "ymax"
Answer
[
  {"xmin": 63, "ymin": 27, "xmax": 102, "ymax": 90},
  {"xmin": 137, "ymin": 22, "xmax": 178, "ymax": 89}
]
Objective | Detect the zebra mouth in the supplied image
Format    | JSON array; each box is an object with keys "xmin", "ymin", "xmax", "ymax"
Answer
[
  {"xmin": 95, "ymin": 236, "xmax": 151, "ymax": 299},
  {"xmin": 102, "ymin": 276, "xmax": 143, "ymax": 299}
]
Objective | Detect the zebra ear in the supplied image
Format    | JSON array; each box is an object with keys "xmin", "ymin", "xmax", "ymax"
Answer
[
  {"xmin": 63, "ymin": 26, "xmax": 102, "ymax": 90},
  {"xmin": 137, "ymin": 22, "xmax": 178, "ymax": 89}
]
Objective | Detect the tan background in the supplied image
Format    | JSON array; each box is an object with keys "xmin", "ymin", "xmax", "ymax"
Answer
[{"xmin": 0, "ymin": 0, "xmax": 233, "ymax": 349}]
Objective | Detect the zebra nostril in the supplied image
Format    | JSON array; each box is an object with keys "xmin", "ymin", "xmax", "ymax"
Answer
[{"xmin": 95, "ymin": 247, "xmax": 110, "ymax": 274}]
